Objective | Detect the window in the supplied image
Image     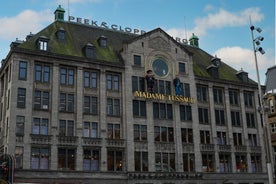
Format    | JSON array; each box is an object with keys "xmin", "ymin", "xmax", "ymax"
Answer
[
  {"xmin": 31, "ymin": 147, "xmax": 49, "ymax": 169},
  {"xmin": 154, "ymin": 126, "xmax": 174, "ymax": 142},
  {"xmin": 153, "ymin": 102, "xmax": 173, "ymax": 120},
  {"xmin": 215, "ymin": 109, "xmax": 225, "ymax": 125},
  {"xmin": 34, "ymin": 90, "xmax": 49, "ymax": 110},
  {"xmin": 271, "ymin": 123, "xmax": 276, "ymax": 133},
  {"xmin": 84, "ymin": 44, "xmax": 95, "ymax": 58},
  {"xmin": 60, "ymin": 67, "xmax": 75, "ymax": 85},
  {"xmin": 98, "ymin": 36, "xmax": 107, "ymax": 47},
  {"xmin": 197, "ymin": 85, "xmax": 208, "ymax": 102},
  {"xmin": 83, "ymin": 122, "xmax": 98, "ymax": 138},
  {"xmin": 107, "ymin": 150, "xmax": 123, "ymax": 171},
  {"xmin": 219, "ymin": 154, "xmax": 231, "ymax": 172},
  {"xmin": 33, "ymin": 118, "xmax": 48, "ymax": 135},
  {"xmin": 233, "ymin": 133, "xmax": 243, "ymax": 146},
  {"xmin": 200, "ymin": 130, "xmax": 211, "ymax": 144},
  {"xmin": 15, "ymin": 147, "xmax": 23, "ymax": 169},
  {"xmin": 59, "ymin": 93, "xmax": 74, "ymax": 112},
  {"xmin": 181, "ymin": 83, "xmax": 190, "ymax": 97},
  {"xmin": 16, "ymin": 116, "xmax": 25, "ymax": 136},
  {"xmin": 244, "ymin": 91, "xmax": 254, "ymax": 107},
  {"xmin": 180, "ymin": 105, "xmax": 192, "ymax": 121},
  {"xmin": 183, "ymin": 153, "xmax": 195, "ymax": 172},
  {"xmin": 246, "ymin": 113, "xmax": 255, "ymax": 128},
  {"xmin": 133, "ymin": 124, "xmax": 147, "ymax": 141},
  {"xmin": 83, "ymin": 96, "xmax": 98, "ymax": 114},
  {"xmin": 248, "ymin": 134, "xmax": 257, "ymax": 146},
  {"xmin": 133, "ymin": 100, "xmax": 146, "ymax": 117},
  {"xmin": 135, "ymin": 152, "xmax": 148, "ymax": 171},
  {"xmin": 229, "ymin": 89, "xmax": 239, "ymax": 105},
  {"xmin": 202, "ymin": 153, "xmax": 214, "ymax": 172},
  {"xmin": 35, "ymin": 64, "xmax": 50, "ymax": 82},
  {"xmin": 59, "ymin": 120, "xmax": 74, "ymax": 136},
  {"xmin": 19, "ymin": 61, "xmax": 27, "ymax": 80},
  {"xmin": 217, "ymin": 131, "xmax": 227, "ymax": 145},
  {"xmin": 58, "ymin": 148, "xmax": 76, "ymax": 170},
  {"xmin": 107, "ymin": 98, "xmax": 120, "ymax": 116},
  {"xmin": 134, "ymin": 55, "xmax": 141, "ymax": 66},
  {"xmin": 231, "ymin": 111, "xmax": 241, "ymax": 126},
  {"xmin": 17, "ymin": 88, "xmax": 26, "ymax": 108},
  {"xmin": 251, "ymin": 154, "xmax": 261, "ymax": 172},
  {"xmin": 269, "ymin": 99, "xmax": 275, "ymax": 113},
  {"xmin": 155, "ymin": 152, "xmax": 175, "ymax": 172},
  {"xmin": 107, "ymin": 74, "xmax": 120, "ymax": 91},
  {"xmin": 155, "ymin": 80, "xmax": 171, "ymax": 95},
  {"xmin": 213, "ymin": 87, "xmax": 224, "ymax": 104},
  {"xmin": 236, "ymin": 154, "xmax": 247, "ymax": 172},
  {"xmin": 181, "ymin": 128, "xmax": 193, "ymax": 143},
  {"xmin": 83, "ymin": 149, "xmax": 99, "ymax": 171},
  {"xmin": 179, "ymin": 62, "xmax": 186, "ymax": 74},
  {"xmin": 132, "ymin": 76, "xmax": 145, "ymax": 92},
  {"xmin": 38, "ymin": 40, "xmax": 48, "ymax": 51},
  {"xmin": 198, "ymin": 107, "xmax": 209, "ymax": 124},
  {"xmin": 107, "ymin": 123, "xmax": 121, "ymax": 139},
  {"xmin": 84, "ymin": 71, "xmax": 97, "ymax": 88}
]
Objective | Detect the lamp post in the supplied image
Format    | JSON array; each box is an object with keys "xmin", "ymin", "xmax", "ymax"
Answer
[{"xmin": 250, "ymin": 23, "xmax": 273, "ymax": 184}]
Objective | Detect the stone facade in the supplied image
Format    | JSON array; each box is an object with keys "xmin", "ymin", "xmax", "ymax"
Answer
[{"xmin": 0, "ymin": 6, "xmax": 272, "ymax": 184}]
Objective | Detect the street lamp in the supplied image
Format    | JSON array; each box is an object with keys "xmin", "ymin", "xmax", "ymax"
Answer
[{"xmin": 250, "ymin": 23, "xmax": 273, "ymax": 184}]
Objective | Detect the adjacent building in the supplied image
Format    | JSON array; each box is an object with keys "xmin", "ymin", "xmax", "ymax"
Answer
[
  {"xmin": 265, "ymin": 65, "xmax": 276, "ymax": 179},
  {"xmin": 0, "ymin": 5, "xmax": 272, "ymax": 184}
]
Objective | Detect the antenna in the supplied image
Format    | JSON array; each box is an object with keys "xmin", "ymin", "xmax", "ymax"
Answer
[
  {"xmin": 68, "ymin": 0, "xmax": 70, "ymax": 20},
  {"xmin": 184, "ymin": 16, "xmax": 187, "ymax": 40}
]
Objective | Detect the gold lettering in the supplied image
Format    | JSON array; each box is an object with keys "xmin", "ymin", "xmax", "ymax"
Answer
[{"xmin": 133, "ymin": 91, "xmax": 194, "ymax": 104}]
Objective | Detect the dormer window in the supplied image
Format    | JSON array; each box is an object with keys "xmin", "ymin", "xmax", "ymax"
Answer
[
  {"xmin": 37, "ymin": 36, "xmax": 49, "ymax": 51},
  {"xmin": 207, "ymin": 65, "xmax": 218, "ymax": 78},
  {"xmin": 211, "ymin": 56, "xmax": 221, "ymax": 67},
  {"xmin": 56, "ymin": 28, "xmax": 66, "ymax": 41},
  {"xmin": 84, "ymin": 43, "xmax": 96, "ymax": 58},
  {"xmin": 98, "ymin": 36, "xmax": 107, "ymax": 48},
  {"xmin": 236, "ymin": 69, "xmax": 248, "ymax": 83}
]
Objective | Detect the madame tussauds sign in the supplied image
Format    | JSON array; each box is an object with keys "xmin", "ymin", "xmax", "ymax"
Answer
[{"xmin": 134, "ymin": 91, "xmax": 194, "ymax": 104}]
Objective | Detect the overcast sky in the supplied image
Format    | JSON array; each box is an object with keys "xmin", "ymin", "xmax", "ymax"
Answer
[{"xmin": 0, "ymin": 0, "xmax": 275, "ymax": 84}]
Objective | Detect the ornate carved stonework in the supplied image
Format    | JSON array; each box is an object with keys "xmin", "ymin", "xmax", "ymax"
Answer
[{"xmin": 149, "ymin": 36, "xmax": 171, "ymax": 51}]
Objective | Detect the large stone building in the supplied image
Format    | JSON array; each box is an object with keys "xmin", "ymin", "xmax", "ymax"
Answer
[
  {"xmin": 0, "ymin": 5, "xmax": 272, "ymax": 184},
  {"xmin": 265, "ymin": 65, "xmax": 276, "ymax": 178}
]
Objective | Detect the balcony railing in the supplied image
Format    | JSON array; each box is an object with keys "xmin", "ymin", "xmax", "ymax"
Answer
[
  {"xmin": 200, "ymin": 144, "xmax": 215, "ymax": 151},
  {"xmin": 82, "ymin": 137, "xmax": 102, "ymax": 146},
  {"xmin": 57, "ymin": 135, "xmax": 78, "ymax": 145},
  {"xmin": 30, "ymin": 134, "xmax": 52, "ymax": 144},
  {"xmin": 106, "ymin": 138, "xmax": 125, "ymax": 147},
  {"xmin": 182, "ymin": 143, "xmax": 194, "ymax": 152},
  {"xmin": 155, "ymin": 142, "xmax": 175, "ymax": 151},
  {"xmin": 134, "ymin": 141, "xmax": 148, "ymax": 150},
  {"xmin": 235, "ymin": 145, "xmax": 247, "ymax": 152},
  {"xmin": 249, "ymin": 146, "xmax": 262, "ymax": 153},
  {"xmin": 218, "ymin": 144, "xmax": 231, "ymax": 152}
]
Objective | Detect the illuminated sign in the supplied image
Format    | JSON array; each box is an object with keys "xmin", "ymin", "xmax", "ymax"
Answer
[
  {"xmin": 68, "ymin": 16, "xmax": 189, "ymax": 44},
  {"xmin": 134, "ymin": 91, "xmax": 194, "ymax": 103}
]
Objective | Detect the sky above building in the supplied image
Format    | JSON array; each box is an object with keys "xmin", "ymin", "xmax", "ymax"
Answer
[{"xmin": 0, "ymin": 0, "xmax": 275, "ymax": 84}]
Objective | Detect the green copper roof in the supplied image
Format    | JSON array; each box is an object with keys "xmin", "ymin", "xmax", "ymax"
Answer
[{"xmin": 55, "ymin": 5, "xmax": 65, "ymax": 13}]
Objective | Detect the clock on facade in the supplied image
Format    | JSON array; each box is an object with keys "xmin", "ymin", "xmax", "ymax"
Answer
[{"xmin": 152, "ymin": 58, "xmax": 169, "ymax": 77}]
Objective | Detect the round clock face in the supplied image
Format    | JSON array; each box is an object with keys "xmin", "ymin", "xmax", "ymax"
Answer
[{"xmin": 152, "ymin": 58, "xmax": 169, "ymax": 77}]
